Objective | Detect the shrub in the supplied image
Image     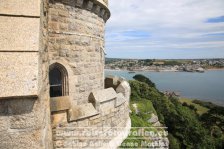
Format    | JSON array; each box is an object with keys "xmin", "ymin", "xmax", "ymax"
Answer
[{"xmin": 133, "ymin": 74, "xmax": 156, "ymax": 87}]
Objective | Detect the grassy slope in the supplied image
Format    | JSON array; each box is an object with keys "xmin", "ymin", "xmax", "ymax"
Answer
[
  {"xmin": 179, "ymin": 98, "xmax": 209, "ymax": 115},
  {"xmin": 120, "ymin": 99, "xmax": 163, "ymax": 148}
]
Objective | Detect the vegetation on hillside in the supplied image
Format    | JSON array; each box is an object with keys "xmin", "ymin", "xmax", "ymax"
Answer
[
  {"xmin": 125, "ymin": 74, "xmax": 224, "ymax": 149},
  {"xmin": 179, "ymin": 98, "xmax": 209, "ymax": 115}
]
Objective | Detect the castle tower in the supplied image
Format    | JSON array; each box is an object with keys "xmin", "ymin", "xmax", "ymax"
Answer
[
  {"xmin": 48, "ymin": 0, "xmax": 110, "ymax": 108},
  {"xmin": 0, "ymin": 0, "xmax": 131, "ymax": 148}
]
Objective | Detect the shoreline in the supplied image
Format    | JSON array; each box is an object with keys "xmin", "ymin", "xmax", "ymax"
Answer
[
  {"xmin": 179, "ymin": 96, "xmax": 224, "ymax": 107},
  {"xmin": 105, "ymin": 68, "xmax": 224, "ymax": 72},
  {"xmin": 105, "ymin": 69, "xmax": 180, "ymax": 72},
  {"xmin": 206, "ymin": 68, "xmax": 224, "ymax": 71}
]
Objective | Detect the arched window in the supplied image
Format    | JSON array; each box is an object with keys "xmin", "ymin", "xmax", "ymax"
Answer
[{"xmin": 49, "ymin": 63, "xmax": 69, "ymax": 97}]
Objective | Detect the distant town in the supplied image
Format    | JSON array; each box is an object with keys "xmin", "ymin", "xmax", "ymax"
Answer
[{"xmin": 105, "ymin": 58, "xmax": 224, "ymax": 73}]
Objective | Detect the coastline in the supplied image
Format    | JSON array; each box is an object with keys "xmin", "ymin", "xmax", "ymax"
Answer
[
  {"xmin": 206, "ymin": 68, "xmax": 224, "ymax": 71},
  {"xmin": 179, "ymin": 96, "xmax": 224, "ymax": 107},
  {"xmin": 105, "ymin": 68, "xmax": 179, "ymax": 72},
  {"xmin": 105, "ymin": 68, "xmax": 224, "ymax": 72}
]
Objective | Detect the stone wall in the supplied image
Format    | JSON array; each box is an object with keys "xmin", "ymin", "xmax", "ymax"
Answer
[
  {"xmin": 52, "ymin": 77, "xmax": 131, "ymax": 149},
  {"xmin": 53, "ymin": 105, "xmax": 130, "ymax": 148},
  {"xmin": 47, "ymin": 1, "xmax": 131, "ymax": 148},
  {"xmin": 0, "ymin": 0, "xmax": 52, "ymax": 148},
  {"xmin": 48, "ymin": 0, "xmax": 110, "ymax": 105}
]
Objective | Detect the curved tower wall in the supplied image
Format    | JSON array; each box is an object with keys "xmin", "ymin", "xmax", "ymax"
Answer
[
  {"xmin": 48, "ymin": 1, "xmax": 131, "ymax": 149},
  {"xmin": 48, "ymin": 0, "xmax": 110, "ymax": 105}
]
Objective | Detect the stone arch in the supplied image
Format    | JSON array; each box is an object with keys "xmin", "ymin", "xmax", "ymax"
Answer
[{"xmin": 49, "ymin": 63, "xmax": 69, "ymax": 97}]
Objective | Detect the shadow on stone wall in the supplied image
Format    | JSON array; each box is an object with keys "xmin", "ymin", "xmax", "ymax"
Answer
[{"xmin": 0, "ymin": 97, "xmax": 36, "ymax": 116}]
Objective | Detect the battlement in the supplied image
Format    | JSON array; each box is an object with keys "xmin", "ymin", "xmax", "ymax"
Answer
[
  {"xmin": 52, "ymin": 76, "xmax": 131, "ymax": 148},
  {"xmin": 49, "ymin": 0, "xmax": 110, "ymax": 22}
]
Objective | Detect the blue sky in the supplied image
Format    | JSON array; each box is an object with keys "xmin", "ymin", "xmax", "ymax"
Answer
[{"xmin": 105, "ymin": 0, "xmax": 224, "ymax": 59}]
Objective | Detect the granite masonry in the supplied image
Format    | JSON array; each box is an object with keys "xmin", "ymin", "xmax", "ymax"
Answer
[{"xmin": 0, "ymin": 0, "xmax": 131, "ymax": 149}]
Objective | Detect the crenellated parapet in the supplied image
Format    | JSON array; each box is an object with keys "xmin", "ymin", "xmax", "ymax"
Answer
[
  {"xmin": 51, "ymin": 76, "xmax": 131, "ymax": 148},
  {"xmin": 50, "ymin": 0, "xmax": 110, "ymax": 22}
]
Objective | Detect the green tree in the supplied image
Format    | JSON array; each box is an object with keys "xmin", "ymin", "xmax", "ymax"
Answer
[{"xmin": 133, "ymin": 74, "xmax": 156, "ymax": 87}]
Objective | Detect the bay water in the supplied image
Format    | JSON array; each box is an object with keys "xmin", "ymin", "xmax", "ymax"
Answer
[{"xmin": 105, "ymin": 69, "xmax": 224, "ymax": 106}]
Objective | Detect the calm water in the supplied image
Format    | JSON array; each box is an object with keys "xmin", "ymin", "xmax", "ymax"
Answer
[{"xmin": 105, "ymin": 70, "xmax": 224, "ymax": 106}]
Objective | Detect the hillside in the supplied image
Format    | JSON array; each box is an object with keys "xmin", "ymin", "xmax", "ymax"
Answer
[{"xmin": 122, "ymin": 74, "xmax": 224, "ymax": 149}]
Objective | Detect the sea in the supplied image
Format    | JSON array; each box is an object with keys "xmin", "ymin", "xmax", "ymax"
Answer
[{"xmin": 105, "ymin": 69, "xmax": 224, "ymax": 106}]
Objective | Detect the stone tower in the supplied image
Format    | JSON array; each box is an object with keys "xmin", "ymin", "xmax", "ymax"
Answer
[{"xmin": 0, "ymin": 0, "xmax": 130, "ymax": 149}]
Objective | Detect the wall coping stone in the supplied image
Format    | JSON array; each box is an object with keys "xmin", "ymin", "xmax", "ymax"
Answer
[
  {"xmin": 89, "ymin": 88, "xmax": 117, "ymax": 111},
  {"xmin": 115, "ymin": 93, "xmax": 126, "ymax": 107},
  {"xmin": 68, "ymin": 103, "xmax": 99, "ymax": 121},
  {"xmin": 50, "ymin": 96, "xmax": 71, "ymax": 112},
  {"xmin": 105, "ymin": 76, "xmax": 126, "ymax": 90},
  {"xmin": 116, "ymin": 81, "xmax": 131, "ymax": 102},
  {"xmin": 89, "ymin": 88, "xmax": 117, "ymax": 103}
]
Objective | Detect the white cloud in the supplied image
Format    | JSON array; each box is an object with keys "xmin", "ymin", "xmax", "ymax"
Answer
[{"xmin": 105, "ymin": 0, "xmax": 224, "ymax": 58}]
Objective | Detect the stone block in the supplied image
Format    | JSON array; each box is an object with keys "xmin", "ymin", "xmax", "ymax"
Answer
[
  {"xmin": 76, "ymin": 0, "xmax": 84, "ymax": 7},
  {"xmin": 0, "ymin": 52, "xmax": 38, "ymax": 98},
  {"xmin": 89, "ymin": 117, "xmax": 101, "ymax": 126},
  {"xmin": 94, "ymin": 5, "xmax": 101, "ymax": 15},
  {"xmin": 105, "ymin": 76, "xmax": 123, "ymax": 89},
  {"xmin": 115, "ymin": 93, "xmax": 126, "ymax": 107},
  {"xmin": 116, "ymin": 81, "xmax": 131, "ymax": 102},
  {"xmin": 100, "ymin": 9, "xmax": 105, "ymax": 17},
  {"xmin": 100, "ymin": 100, "xmax": 115, "ymax": 115},
  {"xmin": 0, "ymin": 0, "xmax": 40, "ymax": 16},
  {"xmin": 69, "ymin": 103, "xmax": 99, "ymax": 121},
  {"xmin": 0, "ymin": 17, "xmax": 40, "ymax": 51},
  {"xmin": 0, "ymin": 100, "xmax": 8, "ymax": 114},
  {"xmin": 59, "ymin": 23, "xmax": 68, "ymax": 31},
  {"xmin": 10, "ymin": 113, "xmax": 36, "ymax": 129},
  {"xmin": 50, "ymin": 96, "xmax": 71, "ymax": 112},
  {"xmin": 8, "ymin": 98, "xmax": 42, "ymax": 129},
  {"xmin": 48, "ymin": 22, "xmax": 59, "ymax": 32},
  {"xmin": 86, "ymin": 1, "xmax": 94, "ymax": 10},
  {"xmin": 51, "ymin": 111, "xmax": 68, "ymax": 126},
  {"xmin": 48, "ymin": 8, "xmax": 58, "ymax": 16},
  {"xmin": 0, "ymin": 130, "xmax": 43, "ymax": 149},
  {"xmin": 58, "ymin": 10, "xmax": 69, "ymax": 17},
  {"xmin": 0, "ymin": 117, "xmax": 8, "ymax": 132},
  {"xmin": 68, "ymin": 23, "xmax": 77, "ymax": 31},
  {"xmin": 89, "ymin": 88, "xmax": 117, "ymax": 111},
  {"xmin": 80, "ymin": 36, "xmax": 90, "ymax": 46},
  {"xmin": 77, "ymin": 119, "xmax": 89, "ymax": 127},
  {"xmin": 103, "ymin": 12, "xmax": 109, "ymax": 21}
]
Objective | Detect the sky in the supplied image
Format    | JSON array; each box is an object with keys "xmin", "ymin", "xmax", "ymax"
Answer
[{"xmin": 105, "ymin": 0, "xmax": 224, "ymax": 59}]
